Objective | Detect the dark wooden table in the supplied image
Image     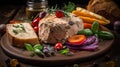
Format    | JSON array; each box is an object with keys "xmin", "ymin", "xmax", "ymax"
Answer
[{"xmin": 0, "ymin": 4, "xmax": 120, "ymax": 67}]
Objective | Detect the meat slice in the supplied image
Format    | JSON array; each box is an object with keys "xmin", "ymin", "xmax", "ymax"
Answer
[{"xmin": 38, "ymin": 13, "xmax": 83, "ymax": 44}]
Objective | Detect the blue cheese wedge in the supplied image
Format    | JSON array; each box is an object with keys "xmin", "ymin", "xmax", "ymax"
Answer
[{"xmin": 6, "ymin": 23, "xmax": 39, "ymax": 48}]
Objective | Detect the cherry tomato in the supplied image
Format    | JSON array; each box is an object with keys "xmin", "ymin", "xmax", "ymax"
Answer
[
  {"xmin": 31, "ymin": 18, "xmax": 40, "ymax": 27},
  {"xmin": 55, "ymin": 10, "xmax": 64, "ymax": 18},
  {"xmin": 54, "ymin": 43, "xmax": 63, "ymax": 50},
  {"xmin": 33, "ymin": 26, "xmax": 38, "ymax": 33}
]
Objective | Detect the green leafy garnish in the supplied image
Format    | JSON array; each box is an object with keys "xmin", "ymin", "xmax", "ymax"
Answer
[
  {"xmin": 24, "ymin": 43, "xmax": 34, "ymax": 51},
  {"xmin": 78, "ymin": 29, "xmax": 93, "ymax": 36},
  {"xmin": 59, "ymin": 48, "xmax": 73, "ymax": 56},
  {"xmin": 12, "ymin": 24, "xmax": 26, "ymax": 34},
  {"xmin": 48, "ymin": 2, "xmax": 76, "ymax": 17},
  {"xmin": 24, "ymin": 43, "xmax": 45, "ymax": 57},
  {"xmin": 13, "ymin": 29, "xmax": 19, "ymax": 34},
  {"xmin": 78, "ymin": 21, "xmax": 114, "ymax": 40},
  {"xmin": 63, "ymin": 2, "xmax": 76, "ymax": 12},
  {"xmin": 91, "ymin": 21, "xmax": 99, "ymax": 34},
  {"xmin": 34, "ymin": 48, "xmax": 44, "ymax": 57},
  {"xmin": 49, "ymin": 5, "xmax": 58, "ymax": 13},
  {"xmin": 98, "ymin": 31, "xmax": 114, "ymax": 39},
  {"xmin": 33, "ymin": 44, "xmax": 43, "ymax": 50}
]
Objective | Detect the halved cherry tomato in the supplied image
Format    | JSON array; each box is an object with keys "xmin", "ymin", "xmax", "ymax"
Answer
[
  {"xmin": 54, "ymin": 43, "xmax": 63, "ymax": 50},
  {"xmin": 31, "ymin": 17, "xmax": 40, "ymax": 27},
  {"xmin": 84, "ymin": 23, "xmax": 92, "ymax": 29},
  {"xmin": 33, "ymin": 26, "xmax": 38, "ymax": 33},
  {"xmin": 55, "ymin": 10, "xmax": 64, "ymax": 18},
  {"xmin": 68, "ymin": 35, "xmax": 86, "ymax": 44}
]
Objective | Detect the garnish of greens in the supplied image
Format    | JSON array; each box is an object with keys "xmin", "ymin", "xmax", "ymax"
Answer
[
  {"xmin": 12, "ymin": 24, "xmax": 26, "ymax": 34},
  {"xmin": 25, "ymin": 43, "xmax": 44, "ymax": 57},
  {"xmin": 59, "ymin": 48, "xmax": 73, "ymax": 56},
  {"xmin": 24, "ymin": 43, "xmax": 57, "ymax": 58},
  {"xmin": 48, "ymin": 2, "xmax": 76, "ymax": 17},
  {"xmin": 78, "ymin": 21, "xmax": 114, "ymax": 40},
  {"xmin": 62, "ymin": 2, "xmax": 76, "ymax": 12},
  {"xmin": 24, "ymin": 43, "xmax": 73, "ymax": 57}
]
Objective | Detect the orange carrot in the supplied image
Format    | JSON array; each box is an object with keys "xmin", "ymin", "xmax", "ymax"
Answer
[
  {"xmin": 84, "ymin": 23, "xmax": 92, "ymax": 29},
  {"xmin": 68, "ymin": 35, "xmax": 86, "ymax": 44}
]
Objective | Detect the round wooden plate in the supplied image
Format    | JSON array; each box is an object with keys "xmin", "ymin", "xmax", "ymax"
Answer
[{"xmin": 0, "ymin": 26, "xmax": 114, "ymax": 66}]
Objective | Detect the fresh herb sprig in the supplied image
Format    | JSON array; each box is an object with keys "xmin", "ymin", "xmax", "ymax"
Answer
[
  {"xmin": 63, "ymin": 2, "xmax": 76, "ymax": 12},
  {"xmin": 49, "ymin": 5, "xmax": 58, "ymax": 13},
  {"xmin": 12, "ymin": 24, "xmax": 26, "ymax": 34},
  {"xmin": 48, "ymin": 2, "xmax": 76, "ymax": 17}
]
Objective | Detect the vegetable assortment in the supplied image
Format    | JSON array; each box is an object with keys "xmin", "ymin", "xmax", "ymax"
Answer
[
  {"xmin": 23, "ymin": 2, "xmax": 114, "ymax": 58},
  {"xmin": 78, "ymin": 21, "xmax": 114, "ymax": 40},
  {"xmin": 66, "ymin": 21, "xmax": 114, "ymax": 51},
  {"xmin": 24, "ymin": 21, "xmax": 114, "ymax": 58},
  {"xmin": 25, "ymin": 43, "xmax": 56, "ymax": 58},
  {"xmin": 67, "ymin": 36, "xmax": 99, "ymax": 51}
]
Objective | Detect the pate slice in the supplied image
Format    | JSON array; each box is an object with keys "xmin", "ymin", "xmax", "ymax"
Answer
[{"xmin": 38, "ymin": 13, "xmax": 83, "ymax": 44}]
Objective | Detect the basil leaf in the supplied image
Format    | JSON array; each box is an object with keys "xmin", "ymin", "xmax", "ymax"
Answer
[
  {"xmin": 34, "ymin": 49, "xmax": 44, "ymax": 57},
  {"xmin": 91, "ymin": 21, "xmax": 99, "ymax": 34},
  {"xmin": 78, "ymin": 29, "xmax": 93, "ymax": 36},
  {"xmin": 63, "ymin": 2, "xmax": 76, "ymax": 12},
  {"xmin": 24, "ymin": 43, "xmax": 34, "ymax": 51},
  {"xmin": 59, "ymin": 48, "xmax": 69, "ymax": 55},
  {"xmin": 33, "ymin": 44, "xmax": 43, "ymax": 50}
]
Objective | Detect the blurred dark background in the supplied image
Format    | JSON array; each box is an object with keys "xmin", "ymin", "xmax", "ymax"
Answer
[
  {"xmin": 0, "ymin": 0, "xmax": 89, "ymax": 7},
  {"xmin": 0, "ymin": 0, "xmax": 119, "ymax": 7}
]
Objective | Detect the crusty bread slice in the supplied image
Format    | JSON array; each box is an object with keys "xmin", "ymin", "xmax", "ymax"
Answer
[{"xmin": 6, "ymin": 23, "xmax": 39, "ymax": 48}]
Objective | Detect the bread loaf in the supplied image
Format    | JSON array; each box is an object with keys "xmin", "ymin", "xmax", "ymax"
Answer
[
  {"xmin": 6, "ymin": 23, "xmax": 39, "ymax": 48},
  {"xmin": 87, "ymin": 0, "xmax": 120, "ymax": 28}
]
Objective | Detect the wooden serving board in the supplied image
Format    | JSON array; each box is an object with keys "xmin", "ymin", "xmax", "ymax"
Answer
[{"xmin": 0, "ymin": 26, "xmax": 114, "ymax": 66}]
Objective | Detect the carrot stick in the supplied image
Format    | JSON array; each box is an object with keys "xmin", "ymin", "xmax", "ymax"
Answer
[{"xmin": 83, "ymin": 23, "xmax": 92, "ymax": 29}]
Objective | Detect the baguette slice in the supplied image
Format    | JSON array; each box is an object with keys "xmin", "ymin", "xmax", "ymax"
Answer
[{"xmin": 6, "ymin": 23, "xmax": 39, "ymax": 48}]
